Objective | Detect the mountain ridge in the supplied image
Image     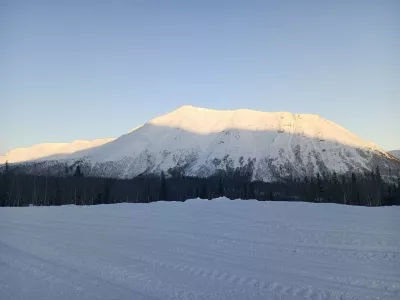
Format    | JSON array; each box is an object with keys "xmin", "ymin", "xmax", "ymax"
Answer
[
  {"xmin": 0, "ymin": 138, "xmax": 115, "ymax": 164},
  {"xmin": 6, "ymin": 106, "xmax": 399, "ymax": 180}
]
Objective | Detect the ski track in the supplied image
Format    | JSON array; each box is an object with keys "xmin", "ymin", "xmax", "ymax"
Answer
[{"xmin": 1, "ymin": 198, "xmax": 400, "ymax": 300}]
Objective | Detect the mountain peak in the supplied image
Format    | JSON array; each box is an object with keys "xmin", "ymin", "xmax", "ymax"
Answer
[
  {"xmin": 149, "ymin": 106, "xmax": 351, "ymax": 146},
  {"xmin": 171, "ymin": 105, "xmax": 322, "ymax": 119},
  {"xmin": 173, "ymin": 105, "xmax": 215, "ymax": 113},
  {"xmin": 7, "ymin": 105, "xmax": 399, "ymax": 181}
]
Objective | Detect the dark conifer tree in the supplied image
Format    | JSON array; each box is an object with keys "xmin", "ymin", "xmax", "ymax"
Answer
[
  {"xmin": 218, "ymin": 178, "xmax": 224, "ymax": 197},
  {"xmin": 243, "ymin": 182, "xmax": 248, "ymax": 199},
  {"xmin": 316, "ymin": 173, "xmax": 324, "ymax": 202},
  {"xmin": 351, "ymin": 173, "xmax": 358, "ymax": 205},
  {"xmin": 248, "ymin": 182, "xmax": 255, "ymax": 199},
  {"xmin": 375, "ymin": 166, "xmax": 382, "ymax": 206},
  {"xmin": 340, "ymin": 175, "xmax": 347, "ymax": 204},
  {"xmin": 55, "ymin": 178, "xmax": 62, "ymax": 206},
  {"xmin": 200, "ymin": 183, "xmax": 208, "ymax": 199},
  {"xmin": 74, "ymin": 165, "xmax": 83, "ymax": 177},
  {"xmin": 1, "ymin": 161, "xmax": 11, "ymax": 206},
  {"xmin": 0, "ymin": 162, "xmax": 398, "ymax": 207},
  {"xmin": 332, "ymin": 171, "xmax": 338, "ymax": 185},
  {"xmin": 159, "ymin": 172, "xmax": 167, "ymax": 201},
  {"xmin": 103, "ymin": 180, "xmax": 111, "ymax": 204}
]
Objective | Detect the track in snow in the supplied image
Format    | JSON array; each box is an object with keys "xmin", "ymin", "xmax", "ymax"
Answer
[{"xmin": 1, "ymin": 198, "xmax": 399, "ymax": 300}]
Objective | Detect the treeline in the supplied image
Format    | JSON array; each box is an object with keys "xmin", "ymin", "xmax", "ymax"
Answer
[{"xmin": 0, "ymin": 162, "xmax": 399, "ymax": 207}]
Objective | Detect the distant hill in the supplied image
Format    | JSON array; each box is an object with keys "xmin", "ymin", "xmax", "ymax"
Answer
[{"xmin": 0, "ymin": 138, "xmax": 115, "ymax": 164}]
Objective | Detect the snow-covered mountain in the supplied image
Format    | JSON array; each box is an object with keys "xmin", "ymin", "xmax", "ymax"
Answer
[
  {"xmin": 0, "ymin": 138, "xmax": 115, "ymax": 164},
  {"xmin": 12, "ymin": 106, "xmax": 400, "ymax": 180},
  {"xmin": 389, "ymin": 150, "xmax": 400, "ymax": 159}
]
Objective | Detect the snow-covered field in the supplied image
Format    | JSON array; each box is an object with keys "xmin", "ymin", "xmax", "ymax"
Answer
[{"xmin": 1, "ymin": 198, "xmax": 399, "ymax": 300}]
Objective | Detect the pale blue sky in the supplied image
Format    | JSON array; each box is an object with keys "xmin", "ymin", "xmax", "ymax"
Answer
[{"xmin": 1, "ymin": 0, "xmax": 399, "ymax": 154}]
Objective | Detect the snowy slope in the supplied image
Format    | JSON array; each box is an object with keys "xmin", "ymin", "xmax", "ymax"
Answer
[
  {"xmin": 1, "ymin": 198, "xmax": 399, "ymax": 300},
  {"xmin": 16, "ymin": 106, "xmax": 399, "ymax": 179},
  {"xmin": 389, "ymin": 150, "xmax": 400, "ymax": 159},
  {"xmin": 0, "ymin": 138, "xmax": 115, "ymax": 164}
]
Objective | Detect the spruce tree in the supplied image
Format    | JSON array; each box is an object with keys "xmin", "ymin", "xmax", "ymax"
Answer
[
  {"xmin": 332, "ymin": 171, "xmax": 338, "ymax": 185},
  {"xmin": 248, "ymin": 182, "xmax": 255, "ymax": 199},
  {"xmin": 74, "ymin": 165, "xmax": 83, "ymax": 177},
  {"xmin": 375, "ymin": 166, "xmax": 382, "ymax": 206},
  {"xmin": 316, "ymin": 173, "xmax": 324, "ymax": 202},
  {"xmin": 103, "ymin": 180, "xmax": 111, "ymax": 204},
  {"xmin": 159, "ymin": 172, "xmax": 167, "ymax": 201},
  {"xmin": 200, "ymin": 183, "xmax": 208, "ymax": 199},
  {"xmin": 218, "ymin": 178, "xmax": 224, "ymax": 197},
  {"xmin": 2, "ymin": 161, "xmax": 11, "ymax": 206},
  {"xmin": 243, "ymin": 182, "xmax": 248, "ymax": 199},
  {"xmin": 351, "ymin": 173, "xmax": 358, "ymax": 205},
  {"xmin": 340, "ymin": 175, "xmax": 347, "ymax": 204}
]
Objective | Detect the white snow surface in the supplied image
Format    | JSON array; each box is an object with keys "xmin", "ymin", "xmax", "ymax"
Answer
[
  {"xmin": 1, "ymin": 198, "xmax": 399, "ymax": 300},
  {"xmin": 69, "ymin": 106, "xmax": 381, "ymax": 162},
  {"xmin": 0, "ymin": 138, "xmax": 115, "ymax": 164},
  {"xmin": 149, "ymin": 106, "xmax": 375, "ymax": 149}
]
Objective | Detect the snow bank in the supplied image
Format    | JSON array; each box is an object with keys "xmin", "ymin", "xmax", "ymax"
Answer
[{"xmin": 1, "ymin": 199, "xmax": 399, "ymax": 300}]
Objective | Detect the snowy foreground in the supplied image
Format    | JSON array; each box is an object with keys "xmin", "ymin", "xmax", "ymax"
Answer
[{"xmin": 1, "ymin": 199, "xmax": 399, "ymax": 300}]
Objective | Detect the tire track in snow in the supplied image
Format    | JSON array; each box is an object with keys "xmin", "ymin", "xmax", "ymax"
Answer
[
  {"xmin": 131, "ymin": 255, "xmax": 389, "ymax": 300},
  {"xmin": 0, "ymin": 242, "xmax": 160, "ymax": 300}
]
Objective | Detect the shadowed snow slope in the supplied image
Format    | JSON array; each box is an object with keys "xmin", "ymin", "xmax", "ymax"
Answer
[
  {"xmin": 389, "ymin": 150, "xmax": 400, "ymax": 159},
  {"xmin": 0, "ymin": 138, "xmax": 115, "ymax": 164},
  {"xmin": 1, "ymin": 198, "xmax": 399, "ymax": 300},
  {"xmin": 12, "ymin": 106, "xmax": 400, "ymax": 179}
]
